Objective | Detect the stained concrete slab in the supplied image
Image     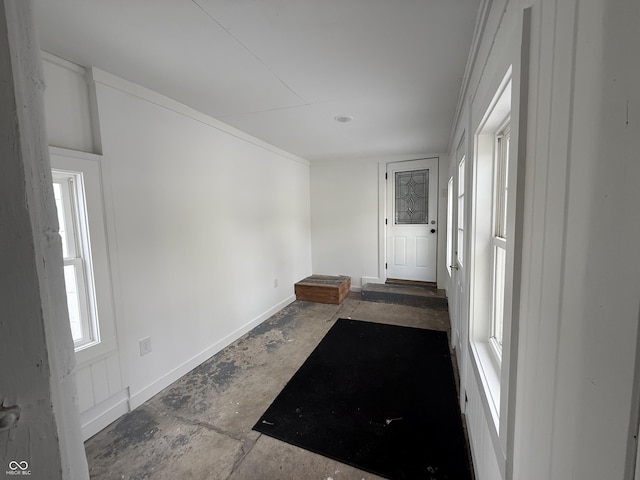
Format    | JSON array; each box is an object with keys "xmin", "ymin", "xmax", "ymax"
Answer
[
  {"xmin": 84, "ymin": 293, "xmax": 464, "ymax": 479},
  {"xmin": 228, "ymin": 435, "xmax": 387, "ymax": 480},
  {"xmin": 349, "ymin": 300, "xmax": 450, "ymax": 332},
  {"xmin": 360, "ymin": 283, "xmax": 448, "ymax": 309},
  {"xmin": 85, "ymin": 405, "xmax": 244, "ymax": 479}
]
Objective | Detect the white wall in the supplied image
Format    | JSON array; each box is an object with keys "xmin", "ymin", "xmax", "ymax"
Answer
[
  {"xmin": 446, "ymin": 0, "xmax": 640, "ymax": 479},
  {"xmin": 514, "ymin": 0, "xmax": 640, "ymax": 478},
  {"xmin": 92, "ymin": 70, "xmax": 312, "ymax": 409},
  {"xmin": 310, "ymin": 159, "xmax": 380, "ymax": 289},
  {"xmin": 41, "ymin": 54, "xmax": 312, "ymax": 434},
  {"xmin": 42, "ymin": 53, "xmax": 95, "ymax": 153},
  {"xmin": 310, "ymin": 155, "xmax": 449, "ymax": 289},
  {"xmin": 42, "ymin": 54, "xmax": 128, "ymax": 440}
]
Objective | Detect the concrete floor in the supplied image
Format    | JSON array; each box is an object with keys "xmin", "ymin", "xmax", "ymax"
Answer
[{"xmin": 84, "ymin": 293, "xmax": 463, "ymax": 480}]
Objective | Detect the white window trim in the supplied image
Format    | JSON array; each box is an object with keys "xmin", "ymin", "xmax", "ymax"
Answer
[
  {"xmin": 457, "ymin": 156, "xmax": 466, "ymax": 268},
  {"xmin": 50, "ymin": 147, "xmax": 118, "ymax": 367},
  {"xmin": 446, "ymin": 176, "xmax": 454, "ymax": 276},
  {"xmin": 488, "ymin": 122, "xmax": 510, "ymax": 364},
  {"xmin": 52, "ymin": 169, "xmax": 99, "ymax": 350},
  {"xmin": 493, "ymin": 125, "xmax": 510, "ymax": 239},
  {"xmin": 469, "ymin": 68, "xmax": 512, "ymax": 432}
]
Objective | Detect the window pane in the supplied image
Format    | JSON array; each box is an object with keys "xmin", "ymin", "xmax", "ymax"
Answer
[
  {"xmin": 495, "ymin": 131, "xmax": 510, "ymax": 239},
  {"xmin": 457, "ymin": 156, "xmax": 466, "ymax": 266},
  {"xmin": 447, "ymin": 177, "xmax": 454, "ymax": 272},
  {"xmin": 63, "ymin": 264, "xmax": 83, "ymax": 342},
  {"xmin": 457, "ymin": 196, "xmax": 464, "ymax": 266},
  {"xmin": 492, "ymin": 245, "xmax": 506, "ymax": 347},
  {"xmin": 53, "ymin": 182, "xmax": 69, "ymax": 259},
  {"xmin": 502, "ymin": 136, "xmax": 510, "ymax": 236},
  {"xmin": 54, "ymin": 169, "xmax": 97, "ymax": 350},
  {"xmin": 395, "ymin": 169, "xmax": 428, "ymax": 224}
]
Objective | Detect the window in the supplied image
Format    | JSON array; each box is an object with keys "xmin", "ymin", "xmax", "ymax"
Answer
[
  {"xmin": 49, "ymin": 147, "xmax": 117, "ymax": 365},
  {"xmin": 446, "ymin": 176, "xmax": 454, "ymax": 275},
  {"xmin": 457, "ymin": 157, "xmax": 466, "ymax": 267},
  {"xmin": 469, "ymin": 70, "xmax": 513, "ymax": 426},
  {"xmin": 490, "ymin": 125, "xmax": 510, "ymax": 359},
  {"xmin": 52, "ymin": 169, "xmax": 99, "ymax": 350}
]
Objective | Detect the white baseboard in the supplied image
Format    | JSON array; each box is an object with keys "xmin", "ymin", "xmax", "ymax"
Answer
[
  {"xmin": 129, "ymin": 294, "xmax": 296, "ymax": 410},
  {"xmin": 352, "ymin": 276, "xmax": 386, "ymax": 292},
  {"xmin": 81, "ymin": 389, "xmax": 129, "ymax": 441}
]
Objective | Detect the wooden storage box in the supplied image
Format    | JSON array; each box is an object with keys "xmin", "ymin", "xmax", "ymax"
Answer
[{"xmin": 294, "ymin": 275, "xmax": 351, "ymax": 305}]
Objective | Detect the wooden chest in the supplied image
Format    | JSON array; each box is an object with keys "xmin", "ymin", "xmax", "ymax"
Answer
[{"xmin": 294, "ymin": 275, "xmax": 351, "ymax": 305}]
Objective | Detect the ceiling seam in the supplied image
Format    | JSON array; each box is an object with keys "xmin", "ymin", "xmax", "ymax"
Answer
[
  {"xmin": 191, "ymin": 0, "xmax": 307, "ymax": 104},
  {"xmin": 218, "ymin": 100, "xmax": 337, "ymax": 119}
]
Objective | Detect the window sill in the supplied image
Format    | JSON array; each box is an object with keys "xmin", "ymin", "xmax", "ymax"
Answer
[{"xmin": 470, "ymin": 340, "xmax": 501, "ymax": 431}]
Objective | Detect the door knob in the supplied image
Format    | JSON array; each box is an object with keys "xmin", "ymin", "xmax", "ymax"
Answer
[
  {"xmin": 430, "ymin": 229, "xmax": 436, "ymax": 233},
  {"xmin": 450, "ymin": 264, "xmax": 459, "ymax": 270}
]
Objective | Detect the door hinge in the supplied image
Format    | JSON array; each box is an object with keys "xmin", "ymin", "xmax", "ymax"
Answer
[
  {"xmin": 385, "ymin": 263, "xmax": 388, "ymax": 269},
  {"xmin": 385, "ymin": 218, "xmax": 388, "ymax": 225},
  {"xmin": 385, "ymin": 172, "xmax": 388, "ymax": 180}
]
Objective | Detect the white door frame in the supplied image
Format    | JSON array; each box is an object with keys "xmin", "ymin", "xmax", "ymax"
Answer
[
  {"xmin": 449, "ymin": 136, "xmax": 466, "ymax": 351},
  {"xmin": 371, "ymin": 157, "xmax": 439, "ymax": 286},
  {"xmin": 451, "ymin": 135, "xmax": 469, "ymax": 413},
  {"xmin": 386, "ymin": 158, "xmax": 439, "ymax": 282}
]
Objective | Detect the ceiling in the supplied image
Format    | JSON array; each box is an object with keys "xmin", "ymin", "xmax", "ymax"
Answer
[{"xmin": 33, "ymin": 0, "xmax": 480, "ymax": 162}]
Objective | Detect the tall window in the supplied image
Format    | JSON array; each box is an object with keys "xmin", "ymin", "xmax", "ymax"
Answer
[
  {"xmin": 52, "ymin": 169, "xmax": 99, "ymax": 350},
  {"xmin": 470, "ymin": 71, "xmax": 513, "ymax": 427},
  {"xmin": 490, "ymin": 125, "xmax": 510, "ymax": 359},
  {"xmin": 447, "ymin": 176, "xmax": 454, "ymax": 275},
  {"xmin": 457, "ymin": 157, "xmax": 466, "ymax": 267}
]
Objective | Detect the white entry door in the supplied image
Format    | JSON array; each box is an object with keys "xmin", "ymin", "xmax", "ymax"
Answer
[{"xmin": 386, "ymin": 158, "xmax": 438, "ymax": 282}]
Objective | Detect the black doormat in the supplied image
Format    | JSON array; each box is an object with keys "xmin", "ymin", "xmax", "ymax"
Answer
[{"xmin": 253, "ymin": 318, "xmax": 472, "ymax": 480}]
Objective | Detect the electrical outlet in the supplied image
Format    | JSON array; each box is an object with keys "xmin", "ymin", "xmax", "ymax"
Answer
[
  {"xmin": 273, "ymin": 278, "xmax": 278, "ymax": 288},
  {"xmin": 139, "ymin": 336, "xmax": 152, "ymax": 356}
]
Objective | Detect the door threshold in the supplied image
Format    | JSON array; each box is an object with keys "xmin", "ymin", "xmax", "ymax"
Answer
[{"xmin": 386, "ymin": 278, "xmax": 437, "ymax": 288}]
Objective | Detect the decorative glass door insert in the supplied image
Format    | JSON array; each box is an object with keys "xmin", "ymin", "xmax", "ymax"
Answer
[{"xmin": 395, "ymin": 169, "xmax": 429, "ymax": 224}]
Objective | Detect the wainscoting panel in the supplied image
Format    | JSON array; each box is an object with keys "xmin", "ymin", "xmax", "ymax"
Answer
[
  {"xmin": 76, "ymin": 352, "xmax": 127, "ymax": 440},
  {"xmin": 465, "ymin": 354, "xmax": 503, "ymax": 480}
]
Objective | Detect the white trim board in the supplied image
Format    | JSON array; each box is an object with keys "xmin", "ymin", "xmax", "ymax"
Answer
[
  {"xmin": 41, "ymin": 50, "xmax": 87, "ymax": 75},
  {"xmin": 80, "ymin": 389, "xmax": 129, "ymax": 441}
]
